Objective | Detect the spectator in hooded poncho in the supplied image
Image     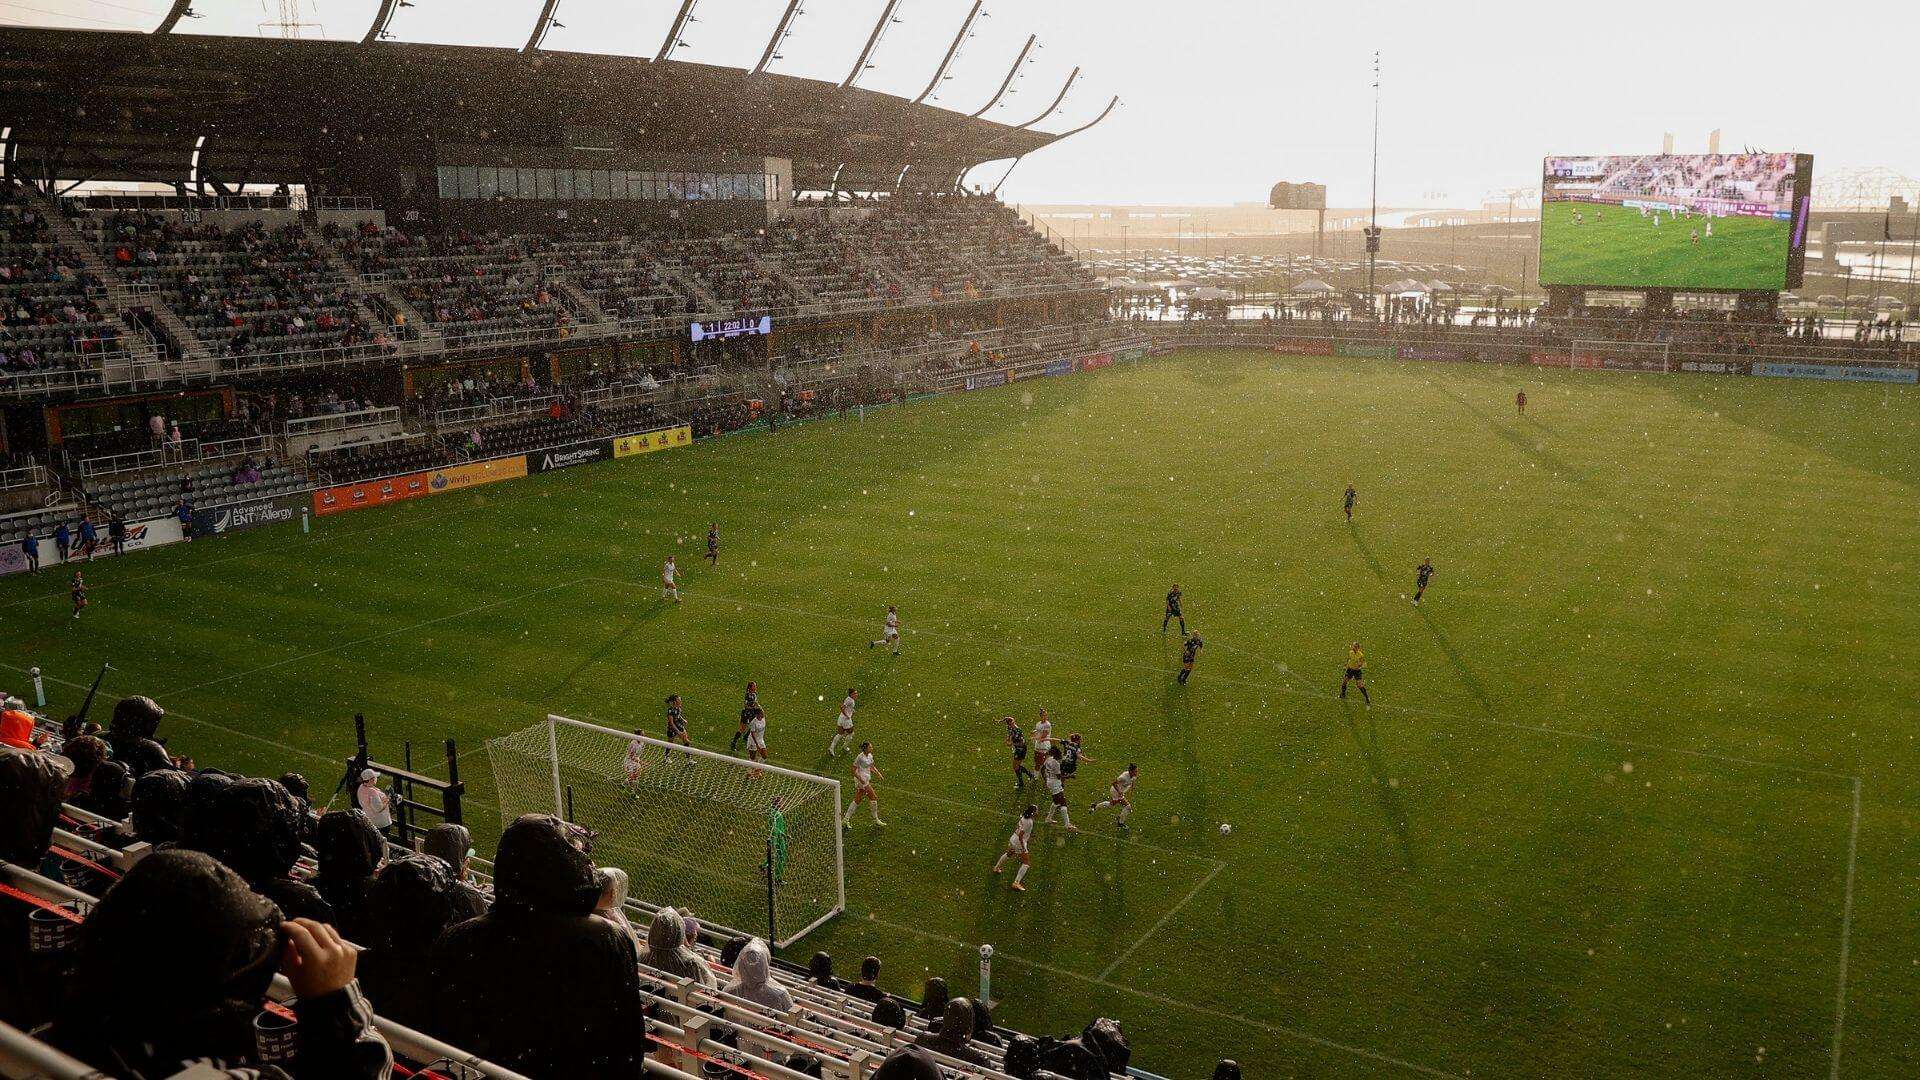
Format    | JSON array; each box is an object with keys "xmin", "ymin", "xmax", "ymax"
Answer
[
  {"xmin": 723, "ymin": 938, "xmax": 793, "ymax": 1013},
  {"xmin": 642, "ymin": 903, "xmax": 714, "ymax": 989},
  {"xmin": 313, "ymin": 809, "xmax": 385, "ymax": 945},
  {"xmin": 429, "ymin": 814, "xmax": 647, "ymax": 1079},
  {"xmin": 49, "ymin": 849, "xmax": 391, "ymax": 1080}
]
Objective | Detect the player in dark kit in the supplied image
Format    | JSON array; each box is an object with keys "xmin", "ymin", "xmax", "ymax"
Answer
[
  {"xmin": 1004, "ymin": 715, "xmax": 1036, "ymax": 790},
  {"xmin": 70, "ymin": 571, "xmax": 87, "ymax": 620},
  {"xmin": 1343, "ymin": 484, "xmax": 1357, "ymax": 522},
  {"xmin": 730, "ymin": 682, "xmax": 759, "ymax": 753},
  {"xmin": 1413, "ymin": 558, "xmax": 1435, "ymax": 605},
  {"xmin": 1515, "ymin": 390, "xmax": 1527, "ymax": 415},
  {"xmin": 663, "ymin": 693, "xmax": 691, "ymax": 761},
  {"xmin": 1178, "ymin": 632, "xmax": 1203, "ymax": 684},
  {"xmin": 706, "ymin": 523, "xmax": 719, "ymax": 566},
  {"xmin": 1340, "ymin": 642, "xmax": 1370, "ymax": 706},
  {"xmin": 1162, "ymin": 584, "xmax": 1186, "ymax": 634}
]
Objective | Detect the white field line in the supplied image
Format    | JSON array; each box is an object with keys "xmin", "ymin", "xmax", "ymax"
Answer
[
  {"xmin": 858, "ymin": 909, "xmax": 1466, "ymax": 1080},
  {"xmin": 0, "ymin": 660, "xmax": 338, "ymax": 769},
  {"xmin": 584, "ymin": 576, "xmax": 1855, "ymax": 782},
  {"xmin": 1830, "ymin": 776, "xmax": 1863, "ymax": 1080},
  {"xmin": 154, "ymin": 577, "xmax": 589, "ymax": 700},
  {"xmin": 1098, "ymin": 860, "xmax": 1224, "ymax": 980}
]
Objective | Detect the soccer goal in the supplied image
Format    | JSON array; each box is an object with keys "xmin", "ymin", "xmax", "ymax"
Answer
[{"xmin": 485, "ymin": 714, "xmax": 845, "ymax": 947}]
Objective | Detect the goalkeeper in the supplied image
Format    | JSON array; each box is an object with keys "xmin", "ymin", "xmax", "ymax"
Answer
[{"xmin": 767, "ymin": 796, "xmax": 790, "ymax": 884}]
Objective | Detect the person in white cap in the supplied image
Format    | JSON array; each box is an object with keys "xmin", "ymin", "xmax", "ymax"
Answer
[{"xmin": 356, "ymin": 769, "xmax": 393, "ymax": 834}]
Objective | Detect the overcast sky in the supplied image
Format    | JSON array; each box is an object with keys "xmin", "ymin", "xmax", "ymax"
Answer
[{"xmin": 9, "ymin": 0, "xmax": 1919, "ymax": 207}]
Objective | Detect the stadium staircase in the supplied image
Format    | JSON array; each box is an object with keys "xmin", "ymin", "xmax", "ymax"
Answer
[
  {"xmin": 300, "ymin": 221, "xmax": 437, "ymax": 356},
  {"xmin": 723, "ymin": 237, "xmax": 818, "ymax": 313},
  {"xmin": 656, "ymin": 261, "xmax": 725, "ymax": 320},
  {"xmin": 550, "ymin": 274, "xmax": 615, "ymax": 329}
]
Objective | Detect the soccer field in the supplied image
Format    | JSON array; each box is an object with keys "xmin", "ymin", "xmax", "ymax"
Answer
[
  {"xmin": 5, "ymin": 350, "xmax": 1917, "ymax": 1078},
  {"xmin": 1538, "ymin": 198, "xmax": 1793, "ymax": 290}
]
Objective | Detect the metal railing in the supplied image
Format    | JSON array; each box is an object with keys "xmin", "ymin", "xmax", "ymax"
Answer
[
  {"xmin": 284, "ymin": 405, "xmax": 403, "ymax": 439},
  {"xmin": 0, "ymin": 461, "xmax": 47, "ymax": 492}
]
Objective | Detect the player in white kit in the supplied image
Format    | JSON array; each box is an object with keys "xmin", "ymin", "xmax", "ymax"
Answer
[
  {"xmin": 828, "ymin": 688, "xmax": 857, "ymax": 756},
  {"xmin": 1090, "ymin": 764, "xmax": 1140, "ymax": 826},
  {"xmin": 745, "ymin": 707, "xmax": 768, "ymax": 766},
  {"xmin": 623, "ymin": 729, "xmax": 650, "ymax": 787},
  {"xmin": 842, "ymin": 741, "xmax": 885, "ymax": 828},
  {"xmin": 869, "ymin": 605, "xmax": 901, "ymax": 655},
  {"xmin": 662, "ymin": 556, "xmax": 680, "ymax": 603},
  {"xmin": 1031, "ymin": 709, "xmax": 1054, "ymax": 759},
  {"xmin": 991, "ymin": 805, "xmax": 1039, "ymax": 890},
  {"xmin": 1041, "ymin": 745, "xmax": 1075, "ymax": 831}
]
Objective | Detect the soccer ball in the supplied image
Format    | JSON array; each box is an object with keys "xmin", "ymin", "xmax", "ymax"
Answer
[{"xmin": 1219, "ymin": 823, "xmax": 1232, "ymax": 835}]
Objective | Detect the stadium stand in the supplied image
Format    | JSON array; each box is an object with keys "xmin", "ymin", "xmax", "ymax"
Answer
[{"xmin": 0, "ymin": 705, "xmax": 1133, "ymax": 1080}]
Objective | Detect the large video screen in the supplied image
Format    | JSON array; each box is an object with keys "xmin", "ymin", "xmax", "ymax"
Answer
[{"xmin": 1539, "ymin": 153, "xmax": 1812, "ymax": 291}]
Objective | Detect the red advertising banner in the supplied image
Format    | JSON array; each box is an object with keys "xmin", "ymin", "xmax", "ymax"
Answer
[
  {"xmin": 313, "ymin": 472, "xmax": 430, "ymax": 516},
  {"xmin": 1078, "ymin": 353, "xmax": 1115, "ymax": 371}
]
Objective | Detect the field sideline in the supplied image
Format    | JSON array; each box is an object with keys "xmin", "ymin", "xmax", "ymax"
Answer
[{"xmin": 3, "ymin": 349, "xmax": 1916, "ymax": 1078}]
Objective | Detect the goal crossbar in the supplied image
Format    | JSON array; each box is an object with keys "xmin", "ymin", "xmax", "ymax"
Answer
[{"xmin": 484, "ymin": 714, "xmax": 845, "ymax": 947}]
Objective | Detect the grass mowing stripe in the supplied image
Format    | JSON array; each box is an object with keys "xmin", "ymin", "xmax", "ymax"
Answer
[{"xmin": 1830, "ymin": 775, "xmax": 1862, "ymax": 1080}]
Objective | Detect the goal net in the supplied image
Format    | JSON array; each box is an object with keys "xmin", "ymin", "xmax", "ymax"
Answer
[{"xmin": 485, "ymin": 714, "xmax": 845, "ymax": 947}]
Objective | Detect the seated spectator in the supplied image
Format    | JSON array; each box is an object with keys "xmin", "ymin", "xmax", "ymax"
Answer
[
  {"xmin": 422, "ymin": 821, "xmax": 488, "ymax": 920},
  {"xmin": 594, "ymin": 866, "xmax": 640, "ymax": 947},
  {"xmin": 723, "ymin": 937, "xmax": 793, "ymax": 1013},
  {"xmin": 849, "ymin": 955, "xmax": 885, "ymax": 1003},
  {"xmin": 182, "ymin": 771, "xmax": 238, "ymax": 854},
  {"xmin": 74, "ymin": 758, "xmax": 132, "ymax": 822},
  {"xmin": 1213, "ymin": 1060, "xmax": 1242, "ymax": 1080},
  {"xmin": 808, "ymin": 951, "xmax": 844, "ymax": 992},
  {"xmin": 914, "ymin": 995, "xmax": 986, "ymax": 1065},
  {"xmin": 313, "ymin": 809, "xmax": 386, "ymax": 944},
  {"xmin": 216, "ymin": 778, "xmax": 333, "ymax": 924},
  {"xmin": 718, "ymin": 935, "xmax": 750, "ymax": 968},
  {"xmin": 642, "ymin": 904, "xmax": 714, "ymax": 989},
  {"xmin": 129, "ymin": 767, "xmax": 192, "ymax": 845},
  {"xmin": 968, "ymin": 999, "xmax": 1003, "ymax": 1047},
  {"xmin": 59, "ymin": 733, "xmax": 108, "ymax": 798},
  {"xmin": 106, "ymin": 694, "xmax": 175, "ymax": 776},
  {"xmin": 872, "ymin": 1045, "xmax": 945, "ymax": 1080},
  {"xmin": 917, "ymin": 975, "xmax": 949, "ymax": 1022},
  {"xmin": 0, "ymin": 724, "xmax": 73, "ymax": 1026},
  {"xmin": 872, "ymin": 998, "xmax": 908, "ymax": 1030},
  {"xmin": 429, "ymin": 814, "xmax": 647, "ymax": 1079},
  {"xmin": 49, "ymin": 850, "xmax": 392, "ymax": 1079},
  {"xmin": 359, "ymin": 855, "xmax": 460, "ymax": 1030}
]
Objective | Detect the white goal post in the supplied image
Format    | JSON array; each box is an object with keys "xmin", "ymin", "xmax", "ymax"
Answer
[{"xmin": 485, "ymin": 714, "xmax": 845, "ymax": 947}]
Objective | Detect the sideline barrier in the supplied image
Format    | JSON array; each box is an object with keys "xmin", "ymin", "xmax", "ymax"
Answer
[
  {"xmin": 0, "ymin": 509, "xmax": 185, "ymax": 577},
  {"xmin": 614, "ymin": 425, "xmax": 693, "ymax": 458},
  {"xmin": 527, "ymin": 438, "xmax": 614, "ymax": 474},
  {"xmin": 1335, "ymin": 342, "xmax": 1395, "ymax": 359},
  {"xmin": 191, "ymin": 491, "xmax": 308, "ymax": 536},
  {"xmin": 1756, "ymin": 360, "xmax": 1919, "ymax": 384}
]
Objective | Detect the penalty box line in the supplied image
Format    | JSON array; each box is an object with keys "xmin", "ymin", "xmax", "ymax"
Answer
[
  {"xmin": 150, "ymin": 577, "xmax": 594, "ymax": 701},
  {"xmin": 582, "ymin": 575, "xmax": 1854, "ymax": 783}
]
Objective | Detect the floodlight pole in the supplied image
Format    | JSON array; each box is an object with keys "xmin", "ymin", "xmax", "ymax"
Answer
[
  {"xmin": 913, "ymin": 0, "xmax": 983, "ymax": 106},
  {"xmin": 1366, "ymin": 51, "xmax": 1380, "ymax": 320}
]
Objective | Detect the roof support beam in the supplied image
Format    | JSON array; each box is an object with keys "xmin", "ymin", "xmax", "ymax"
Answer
[
  {"xmin": 656, "ymin": 0, "xmax": 698, "ymax": 62},
  {"xmin": 753, "ymin": 0, "xmax": 803, "ymax": 75},
  {"xmin": 362, "ymin": 0, "xmax": 402, "ymax": 45},
  {"xmin": 967, "ymin": 34, "xmax": 1035, "ymax": 118},
  {"xmin": 842, "ymin": 0, "xmax": 902, "ymax": 89},
  {"xmin": 153, "ymin": 0, "xmax": 193, "ymax": 34},
  {"xmin": 911, "ymin": 0, "xmax": 982, "ymax": 106},
  {"xmin": 1013, "ymin": 65, "xmax": 1077, "ymax": 130},
  {"xmin": 523, "ymin": 0, "xmax": 562, "ymax": 52}
]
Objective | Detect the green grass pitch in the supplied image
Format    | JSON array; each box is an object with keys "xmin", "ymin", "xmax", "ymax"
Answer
[
  {"xmin": 4, "ymin": 350, "xmax": 1917, "ymax": 1077},
  {"xmin": 1538, "ymin": 198, "xmax": 1792, "ymax": 291}
]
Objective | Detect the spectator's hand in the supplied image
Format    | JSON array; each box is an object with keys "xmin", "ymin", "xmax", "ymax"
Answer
[{"xmin": 281, "ymin": 918, "xmax": 358, "ymax": 998}]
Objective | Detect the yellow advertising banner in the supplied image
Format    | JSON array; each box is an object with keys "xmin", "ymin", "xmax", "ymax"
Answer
[
  {"xmin": 613, "ymin": 425, "xmax": 693, "ymax": 459},
  {"xmin": 426, "ymin": 455, "xmax": 528, "ymax": 494}
]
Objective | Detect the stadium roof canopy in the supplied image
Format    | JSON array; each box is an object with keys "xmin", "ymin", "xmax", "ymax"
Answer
[{"xmin": 0, "ymin": 26, "xmax": 1075, "ymax": 194}]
